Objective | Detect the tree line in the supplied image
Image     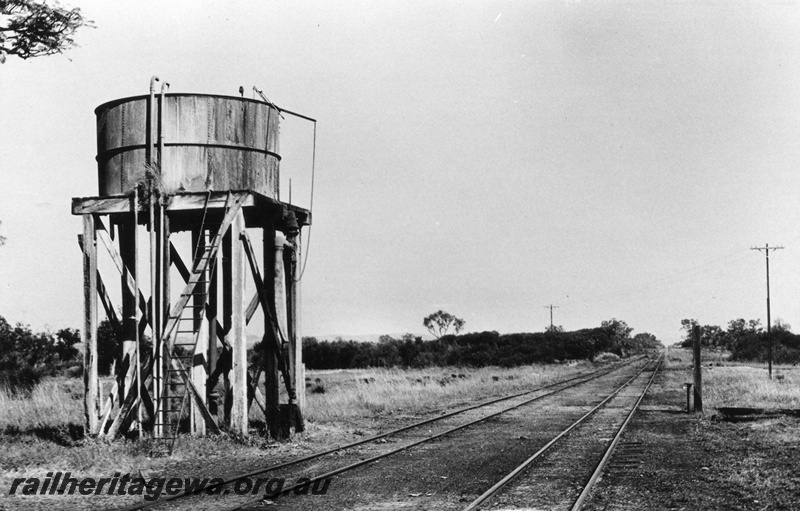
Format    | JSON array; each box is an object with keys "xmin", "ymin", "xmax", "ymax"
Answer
[
  {"xmin": 679, "ymin": 318, "xmax": 800, "ymax": 364},
  {"xmin": 303, "ymin": 319, "xmax": 663, "ymax": 370}
]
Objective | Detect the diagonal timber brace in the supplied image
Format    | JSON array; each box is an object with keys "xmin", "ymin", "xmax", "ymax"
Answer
[
  {"xmin": 103, "ymin": 354, "xmax": 154, "ymax": 439},
  {"xmin": 78, "ymin": 235, "xmax": 122, "ymax": 333},
  {"xmin": 166, "ymin": 356, "xmax": 221, "ymax": 434},
  {"xmin": 94, "ymin": 219, "xmax": 150, "ymax": 328},
  {"xmin": 239, "ymin": 230, "xmax": 296, "ymax": 400}
]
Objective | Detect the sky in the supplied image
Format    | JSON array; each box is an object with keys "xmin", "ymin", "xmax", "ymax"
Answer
[{"xmin": 2, "ymin": 0, "xmax": 800, "ymax": 346}]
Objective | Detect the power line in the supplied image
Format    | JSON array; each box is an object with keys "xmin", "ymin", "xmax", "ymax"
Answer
[
  {"xmin": 543, "ymin": 304, "xmax": 559, "ymax": 329},
  {"xmin": 750, "ymin": 243, "xmax": 785, "ymax": 380}
]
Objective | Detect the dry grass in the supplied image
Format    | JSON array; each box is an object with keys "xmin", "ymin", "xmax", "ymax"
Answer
[
  {"xmin": 665, "ymin": 347, "xmax": 800, "ymax": 411},
  {"xmin": 705, "ymin": 366, "xmax": 800, "ymax": 410},
  {"xmin": 303, "ymin": 362, "xmax": 594, "ymax": 422},
  {"xmin": 0, "ymin": 378, "xmax": 83, "ymax": 431}
]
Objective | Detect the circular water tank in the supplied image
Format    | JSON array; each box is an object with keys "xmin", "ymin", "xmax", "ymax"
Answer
[{"xmin": 95, "ymin": 94, "xmax": 280, "ymax": 198}]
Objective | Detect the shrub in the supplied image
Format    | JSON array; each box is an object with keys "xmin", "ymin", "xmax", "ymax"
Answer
[{"xmin": 593, "ymin": 352, "xmax": 621, "ymax": 364}]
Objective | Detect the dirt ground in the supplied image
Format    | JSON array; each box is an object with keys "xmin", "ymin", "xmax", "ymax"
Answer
[{"xmin": 583, "ymin": 358, "xmax": 800, "ymax": 511}]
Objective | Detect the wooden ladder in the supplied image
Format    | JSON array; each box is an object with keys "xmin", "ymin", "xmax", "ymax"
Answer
[{"xmin": 151, "ymin": 192, "xmax": 243, "ymax": 455}]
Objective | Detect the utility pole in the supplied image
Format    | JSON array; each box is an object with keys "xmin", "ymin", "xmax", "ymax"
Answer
[
  {"xmin": 543, "ymin": 304, "xmax": 559, "ymax": 330},
  {"xmin": 750, "ymin": 243, "xmax": 784, "ymax": 379}
]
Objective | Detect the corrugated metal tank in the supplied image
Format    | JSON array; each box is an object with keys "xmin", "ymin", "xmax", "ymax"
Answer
[{"xmin": 95, "ymin": 94, "xmax": 280, "ymax": 198}]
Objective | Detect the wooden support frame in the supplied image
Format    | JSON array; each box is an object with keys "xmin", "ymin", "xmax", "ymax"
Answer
[{"xmin": 74, "ymin": 189, "xmax": 310, "ymax": 442}]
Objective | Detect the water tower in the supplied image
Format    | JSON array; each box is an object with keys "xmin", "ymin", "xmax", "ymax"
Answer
[{"xmin": 72, "ymin": 78, "xmax": 314, "ymax": 451}]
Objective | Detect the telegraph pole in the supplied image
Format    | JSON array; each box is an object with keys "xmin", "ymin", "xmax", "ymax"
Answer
[
  {"xmin": 751, "ymin": 243, "xmax": 784, "ymax": 379},
  {"xmin": 543, "ymin": 304, "xmax": 559, "ymax": 330}
]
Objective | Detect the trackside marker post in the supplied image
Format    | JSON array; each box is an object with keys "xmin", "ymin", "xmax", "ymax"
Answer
[{"xmin": 683, "ymin": 383, "xmax": 693, "ymax": 413}]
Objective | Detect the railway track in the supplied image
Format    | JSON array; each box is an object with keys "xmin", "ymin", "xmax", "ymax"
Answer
[
  {"xmin": 463, "ymin": 352, "xmax": 663, "ymax": 510},
  {"xmin": 117, "ymin": 356, "xmax": 648, "ymax": 511}
]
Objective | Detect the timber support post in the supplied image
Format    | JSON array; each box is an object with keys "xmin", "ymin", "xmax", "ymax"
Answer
[
  {"xmin": 229, "ymin": 209, "xmax": 249, "ymax": 435},
  {"xmin": 286, "ymin": 213, "xmax": 305, "ymax": 413},
  {"xmin": 263, "ymin": 221, "xmax": 280, "ymax": 438},
  {"xmin": 82, "ymin": 213, "xmax": 99, "ymax": 436},
  {"xmin": 692, "ymin": 324, "xmax": 703, "ymax": 414}
]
